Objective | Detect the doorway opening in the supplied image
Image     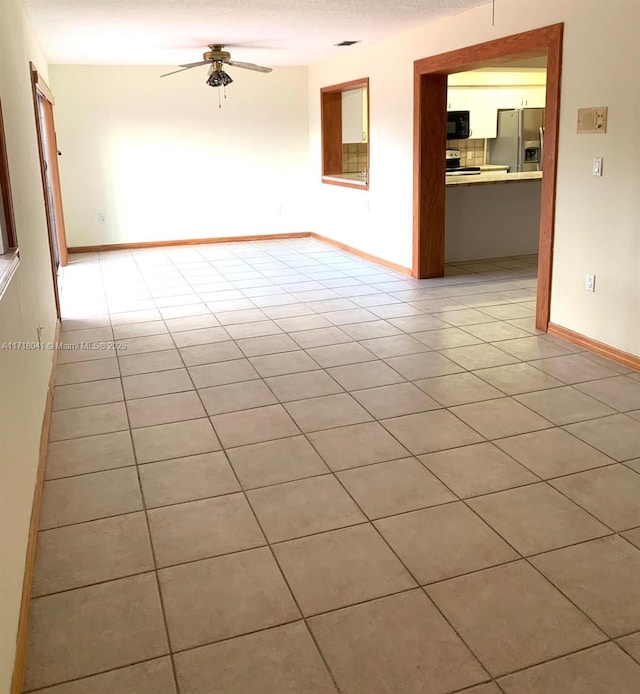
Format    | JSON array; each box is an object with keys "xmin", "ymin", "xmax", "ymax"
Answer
[
  {"xmin": 412, "ymin": 24, "xmax": 563, "ymax": 331},
  {"xmin": 30, "ymin": 63, "xmax": 68, "ymax": 319}
]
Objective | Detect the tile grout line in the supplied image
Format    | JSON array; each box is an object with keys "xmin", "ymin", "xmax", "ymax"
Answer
[
  {"xmin": 22, "ymin": 654, "xmax": 176, "ymax": 694},
  {"xmin": 106, "ymin": 252, "xmax": 183, "ymax": 694},
  {"xmin": 37, "ymin": 458, "xmax": 640, "ymax": 537},
  {"xmin": 48, "ymin": 395, "xmax": 640, "ymax": 446}
]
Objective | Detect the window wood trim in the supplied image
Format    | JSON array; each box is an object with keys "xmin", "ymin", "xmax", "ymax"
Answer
[
  {"xmin": 0, "ymin": 100, "xmax": 17, "ymax": 250},
  {"xmin": 0, "ymin": 98, "xmax": 20, "ymax": 301},
  {"xmin": 321, "ymin": 77, "xmax": 370, "ymax": 190}
]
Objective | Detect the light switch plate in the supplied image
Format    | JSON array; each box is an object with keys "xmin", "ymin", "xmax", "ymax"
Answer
[
  {"xmin": 592, "ymin": 158, "xmax": 603, "ymax": 176},
  {"xmin": 577, "ymin": 107, "xmax": 608, "ymax": 134},
  {"xmin": 585, "ymin": 274, "xmax": 596, "ymax": 292}
]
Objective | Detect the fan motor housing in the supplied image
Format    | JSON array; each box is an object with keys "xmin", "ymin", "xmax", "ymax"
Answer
[{"xmin": 204, "ymin": 46, "xmax": 230, "ymax": 62}]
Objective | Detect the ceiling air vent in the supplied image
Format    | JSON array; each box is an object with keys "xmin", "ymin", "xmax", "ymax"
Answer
[{"xmin": 334, "ymin": 40, "xmax": 361, "ymax": 47}]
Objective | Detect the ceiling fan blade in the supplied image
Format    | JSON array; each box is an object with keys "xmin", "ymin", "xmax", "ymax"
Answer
[
  {"xmin": 227, "ymin": 60, "xmax": 272, "ymax": 73},
  {"xmin": 178, "ymin": 60, "xmax": 211, "ymax": 68},
  {"xmin": 160, "ymin": 63, "xmax": 208, "ymax": 78}
]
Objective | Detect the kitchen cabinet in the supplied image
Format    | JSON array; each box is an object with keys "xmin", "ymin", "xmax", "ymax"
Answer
[
  {"xmin": 524, "ymin": 86, "xmax": 546, "ymax": 108},
  {"xmin": 495, "ymin": 85, "xmax": 546, "ymax": 109},
  {"xmin": 447, "ymin": 87, "xmax": 470, "ymax": 112},
  {"xmin": 447, "ymin": 77, "xmax": 546, "ymax": 141},
  {"xmin": 342, "ymin": 87, "xmax": 368, "ymax": 143},
  {"xmin": 466, "ymin": 88, "xmax": 498, "ymax": 139},
  {"xmin": 448, "ymin": 87, "xmax": 498, "ymax": 139},
  {"xmin": 446, "ymin": 178, "xmax": 542, "ymax": 261},
  {"xmin": 448, "ymin": 69, "xmax": 546, "ymax": 89}
]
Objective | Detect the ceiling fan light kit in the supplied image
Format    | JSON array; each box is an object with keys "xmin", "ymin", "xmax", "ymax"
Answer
[
  {"xmin": 161, "ymin": 44, "xmax": 272, "ymax": 107},
  {"xmin": 206, "ymin": 65, "xmax": 233, "ymax": 87}
]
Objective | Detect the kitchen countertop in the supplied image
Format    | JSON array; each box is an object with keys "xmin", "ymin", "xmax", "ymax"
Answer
[
  {"xmin": 446, "ymin": 171, "xmax": 543, "ymax": 187},
  {"xmin": 323, "ymin": 173, "xmax": 367, "ymax": 186},
  {"xmin": 322, "ymin": 168, "xmax": 541, "ymax": 187}
]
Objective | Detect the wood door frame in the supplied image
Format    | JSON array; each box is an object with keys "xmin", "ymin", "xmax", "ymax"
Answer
[
  {"xmin": 413, "ymin": 23, "xmax": 563, "ymax": 330},
  {"xmin": 30, "ymin": 63, "xmax": 68, "ymax": 318}
]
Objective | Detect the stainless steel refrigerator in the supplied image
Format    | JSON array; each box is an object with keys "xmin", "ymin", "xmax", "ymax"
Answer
[{"xmin": 488, "ymin": 108, "xmax": 545, "ymax": 172}]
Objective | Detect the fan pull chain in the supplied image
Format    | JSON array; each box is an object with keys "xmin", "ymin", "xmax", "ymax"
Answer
[{"xmin": 218, "ymin": 87, "xmax": 222, "ymax": 109}]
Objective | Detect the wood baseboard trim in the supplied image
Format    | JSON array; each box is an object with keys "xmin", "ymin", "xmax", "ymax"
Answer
[
  {"xmin": 11, "ymin": 320, "xmax": 61, "ymax": 694},
  {"xmin": 309, "ymin": 233, "xmax": 412, "ymax": 275},
  {"xmin": 68, "ymin": 231, "xmax": 412, "ymax": 276},
  {"xmin": 548, "ymin": 322, "xmax": 640, "ymax": 371},
  {"xmin": 67, "ymin": 232, "xmax": 313, "ymax": 254}
]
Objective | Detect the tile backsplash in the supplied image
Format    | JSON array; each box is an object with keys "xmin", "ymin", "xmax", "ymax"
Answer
[
  {"xmin": 447, "ymin": 138, "xmax": 486, "ymax": 166},
  {"xmin": 342, "ymin": 143, "xmax": 368, "ymax": 174}
]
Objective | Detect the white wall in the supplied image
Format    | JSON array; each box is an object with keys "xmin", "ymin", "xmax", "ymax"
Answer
[
  {"xmin": 0, "ymin": 0, "xmax": 57, "ymax": 689},
  {"xmin": 49, "ymin": 65, "xmax": 310, "ymax": 247},
  {"xmin": 446, "ymin": 180, "xmax": 541, "ymax": 262},
  {"xmin": 308, "ymin": 0, "xmax": 640, "ymax": 357}
]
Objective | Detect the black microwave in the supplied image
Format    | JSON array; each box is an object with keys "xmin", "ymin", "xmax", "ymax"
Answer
[{"xmin": 447, "ymin": 110, "xmax": 470, "ymax": 140}]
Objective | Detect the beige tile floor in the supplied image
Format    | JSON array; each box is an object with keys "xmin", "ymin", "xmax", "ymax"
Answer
[{"xmin": 23, "ymin": 239, "xmax": 640, "ymax": 693}]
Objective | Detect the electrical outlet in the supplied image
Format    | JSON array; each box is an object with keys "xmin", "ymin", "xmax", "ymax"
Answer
[
  {"xmin": 585, "ymin": 273, "xmax": 596, "ymax": 292},
  {"xmin": 98, "ymin": 213, "xmax": 106, "ymax": 223},
  {"xmin": 466, "ymin": 150, "xmax": 474, "ymax": 161}
]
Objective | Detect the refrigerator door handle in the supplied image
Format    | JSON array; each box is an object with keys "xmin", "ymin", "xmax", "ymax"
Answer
[
  {"xmin": 538, "ymin": 126, "xmax": 545, "ymax": 172},
  {"xmin": 516, "ymin": 110, "xmax": 523, "ymax": 172}
]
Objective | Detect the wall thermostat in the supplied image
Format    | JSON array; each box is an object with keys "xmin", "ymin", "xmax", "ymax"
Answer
[{"xmin": 577, "ymin": 107, "xmax": 608, "ymax": 134}]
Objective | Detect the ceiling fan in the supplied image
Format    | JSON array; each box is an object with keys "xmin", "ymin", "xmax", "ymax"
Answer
[
  {"xmin": 161, "ymin": 45, "xmax": 272, "ymax": 106},
  {"xmin": 161, "ymin": 44, "xmax": 272, "ymax": 80}
]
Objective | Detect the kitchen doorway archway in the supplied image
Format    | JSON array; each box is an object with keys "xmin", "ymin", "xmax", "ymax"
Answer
[{"xmin": 413, "ymin": 23, "xmax": 563, "ymax": 331}]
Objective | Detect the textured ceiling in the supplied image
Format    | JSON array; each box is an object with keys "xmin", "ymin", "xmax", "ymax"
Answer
[{"xmin": 21, "ymin": 0, "xmax": 492, "ymax": 66}]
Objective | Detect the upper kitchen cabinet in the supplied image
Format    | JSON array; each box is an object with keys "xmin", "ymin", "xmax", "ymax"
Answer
[
  {"xmin": 342, "ymin": 86, "xmax": 368, "ymax": 143},
  {"xmin": 447, "ymin": 86, "xmax": 470, "ymax": 112},
  {"xmin": 448, "ymin": 87, "xmax": 499, "ymax": 139},
  {"xmin": 447, "ymin": 68, "xmax": 547, "ymax": 139},
  {"xmin": 495, "ymin": 85, "xmax": 546, "ymax": 109}
]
